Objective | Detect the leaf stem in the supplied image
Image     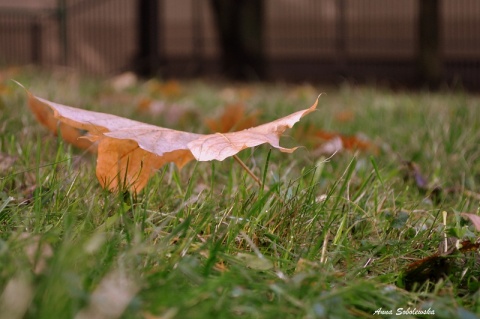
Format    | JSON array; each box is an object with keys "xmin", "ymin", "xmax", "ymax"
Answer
[{"xmin": 233, "ymin": 155, "xmax": 262, "ymax": 187}]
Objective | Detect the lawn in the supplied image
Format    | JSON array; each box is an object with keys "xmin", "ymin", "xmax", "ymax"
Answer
[{"xmin": 1, "ymin": 67, "xmax": 480, "ymax": 318}]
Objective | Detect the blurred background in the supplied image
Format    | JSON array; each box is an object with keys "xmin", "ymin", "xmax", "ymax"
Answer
[{"xmin": 0, "ymin": 0, "xmax": 479, "ymax": 89}]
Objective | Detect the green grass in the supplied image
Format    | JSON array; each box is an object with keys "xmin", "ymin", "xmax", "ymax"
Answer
[{"xmin": 1, "ymin": 67, "xmax": 480, "ymax": 318}]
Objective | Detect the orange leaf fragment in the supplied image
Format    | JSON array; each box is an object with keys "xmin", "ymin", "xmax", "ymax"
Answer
[
  {"xmin": 147, "ymin": 79, "xmax": 182, "ymax": 98},
  {"xmin": 21, "ymin": 83, "xmax": 318, "ymax": 193},
  {"xmin": 314, "ymin": 130, "xmax": 374, "ymax": 152},
  {"xmin": 295, "ymin": 126, "xmax": 376, "ymax": 155},
  {"xmin": 334, "ymin": 110, "xmax": 355, "ymax": 123},
  {"xmin": 205, "ymin": 103, "xmax": 259, "ymax": 133}
]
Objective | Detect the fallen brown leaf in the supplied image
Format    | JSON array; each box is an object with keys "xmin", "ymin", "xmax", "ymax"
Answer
[
  {"xmin": 334, "ymin": 110, "xmax": 355, "ymax": 123},
  {"xmin": 403, "ymin": 237, "xmax": 480, "ymax": 290},
  {"xmin": 20, "ymin": 82, "xmax": 318, "ymax": 193},
  {"xmin": 205, "ymin": 103, "xmax": 259, "ymax": 133},
  {"xmin": 296, "ymin": 126, "xmax": 376, "ymax": 155},
  {"xmin": 312, "ymin": 136, "xmax": 343, "ymax": 156},
  {"xmin": 219, "ymin": 86, "xmax": 255, "ymax": 102},
  {"xmin": 147, "ymin": 79, "xmax": 182, "ymax": 98},
  {"xmin": 314, "ymin": 130, "xmax": 375, "ymax": 152}
]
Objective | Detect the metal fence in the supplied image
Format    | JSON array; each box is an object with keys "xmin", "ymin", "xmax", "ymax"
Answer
[{"xmin": 1, "ymin": 0, "xmax": 480, "ymax": 89}]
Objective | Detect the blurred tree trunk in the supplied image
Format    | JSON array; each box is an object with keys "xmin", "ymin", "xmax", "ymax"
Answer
[
  {"xmin": 210, "ymin": 0, "xmax": 265, "ymax": 80},
  {"xmin": 418, "ymin": 0, "xmax": 442, "ymax": 88}
]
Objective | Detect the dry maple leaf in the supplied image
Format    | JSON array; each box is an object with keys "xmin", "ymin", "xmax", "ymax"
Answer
[{"xmin": 19, "ymin": 82, "xmax": 318, "ymax": 193}]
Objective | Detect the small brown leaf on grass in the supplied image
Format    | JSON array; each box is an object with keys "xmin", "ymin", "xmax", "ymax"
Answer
[
  {"xmin": 219, "ymin": 86, "xmax": 255, "ymax": 102},
  {"xmin": 147, "ymin": 79, "xmax": 182, "ymax": 98},
  {"xmin": 314, "ymin": 130, "xmax": 375, "ymax": 152},
  {"xmin": 402, "ymin": 237, "xmax": 480, "ymax": 290},
  {"xmin": 21, "ymin": 83, "xmax": 318, "ymax": 193},
  {"xmin": 296, "ymin": 126, "xmax": 376, "ymax": 155},
  {"xmin": 205, "ymin": 103, "xmax": 259, "ymax": 133},
  {"xmin": 334, "ymin": 110, "xmax": 355, "ymax": 123}
]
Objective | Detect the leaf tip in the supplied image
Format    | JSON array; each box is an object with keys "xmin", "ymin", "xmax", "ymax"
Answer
[
  {"xmin": 305, "ymin": 93, "xmax": 323, "ymax": 114},
  {"xmin": 11, "ymin": 79, "xmax": 25, "ymax": 90},
  {"xmin": 11, "ymin": 79, "xmax": 32, "ymax": 97}
]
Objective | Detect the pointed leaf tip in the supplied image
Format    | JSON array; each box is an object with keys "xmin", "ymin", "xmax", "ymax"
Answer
[
  {"xmin": 189, "ymin": 97, "xmax": 319, "ymax": 161},
  {"xmin": 11, "ymin": 80, "xmax": 28, "ymax": 92}
]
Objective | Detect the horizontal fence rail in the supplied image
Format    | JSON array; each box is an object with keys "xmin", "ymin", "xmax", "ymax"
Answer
[{"xmin": 0, "ymin": 0, "xmax": 479, "ymax": 89}]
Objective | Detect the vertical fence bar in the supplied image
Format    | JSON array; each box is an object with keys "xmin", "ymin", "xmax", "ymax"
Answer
[
  {"xmin": 30, "ymin": 17, "xmax": 42, "ymax": 65},
  {"xmin": 192, "ymin": 0, "xmax": 204, "ymax": 76},
  {"xmin": 136, "ymin": 0, "xmax": 162, "ymax": 76},
  {"xmin": 335, "ymin": 0, "xmax": 347, "ymax": 75},
  {"xmin": 58, "ymin": 0, "xmax": 67, "ymax": 65},
  {"xmin": 418, "ymin": 0, "xmax": 442, "ymax": 87}
]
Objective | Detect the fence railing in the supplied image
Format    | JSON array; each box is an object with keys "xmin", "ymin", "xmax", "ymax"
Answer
[{"xmin": 1, "ymin": 0, "xmax": 479, "ymax": 89}]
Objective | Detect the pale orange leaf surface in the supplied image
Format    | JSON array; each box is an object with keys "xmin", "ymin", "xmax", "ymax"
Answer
[{"xmin": 21, "ymin": 83, "xmax": 318, "ymax": 193}]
